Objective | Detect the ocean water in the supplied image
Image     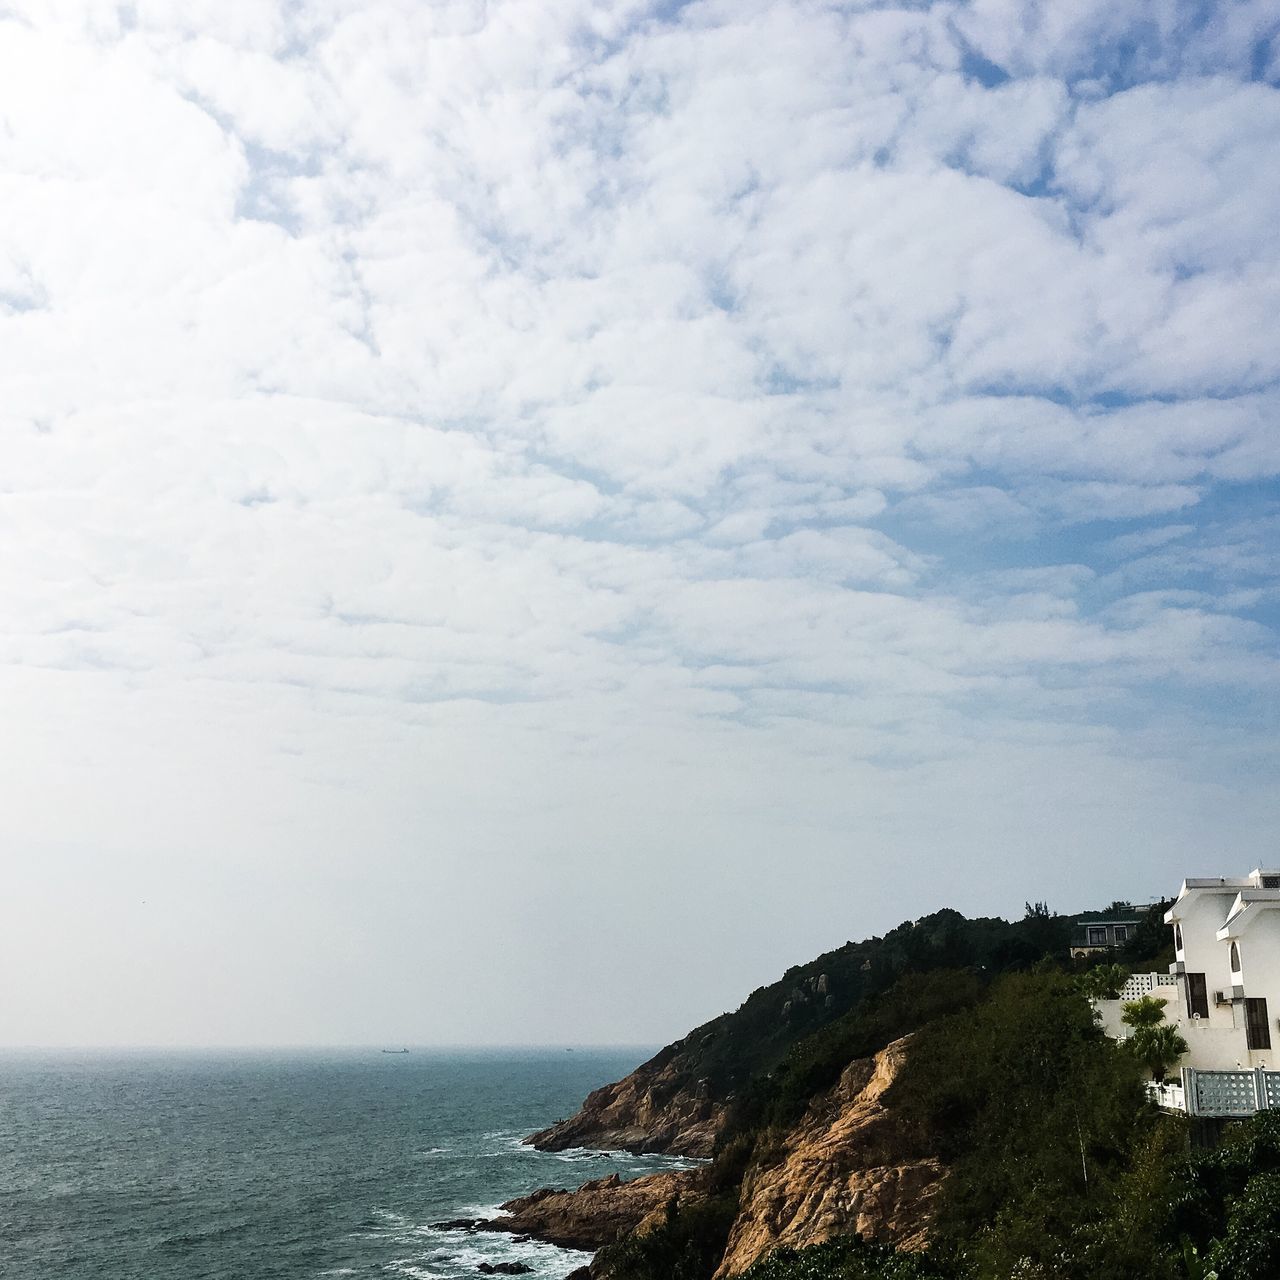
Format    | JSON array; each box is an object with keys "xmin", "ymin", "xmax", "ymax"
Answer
[{"xmin": 0, "ymin": 1048, "xmax": 694, "ymax": 1280}]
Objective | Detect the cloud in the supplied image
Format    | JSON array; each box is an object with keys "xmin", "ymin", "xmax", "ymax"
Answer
[{"xmin": 0, "ymin": 0, "xmax": 1277, "ymax": 1044}]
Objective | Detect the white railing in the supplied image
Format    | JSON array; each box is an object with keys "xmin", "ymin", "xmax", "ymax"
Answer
[
  {"xmin": 1153, "ymin": 1067, "xmax": 1280, "ymax": 1117},
  {"xmin": 1145, "ymin": 1079, "xmax": 1185, "ymax": 1111},
  {"xmin": 1118, "ymin": 972, "xmax": 1178, "ymax": 1002}
]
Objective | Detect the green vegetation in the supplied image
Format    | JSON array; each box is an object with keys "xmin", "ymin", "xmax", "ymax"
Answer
[
  {"xmin": 726, "ymin": 969, "xmax": 986, "ymax": 1140},
  {"xmin": 1118, "ymin": 900, "xmax": 1177, "ymax": 970},
  {"xmin": 738, "ymin": 1237, "xmax": 953, "ymax": 1280},
  {"xmin": 1121, "ymin": 994, "xmax": 1171, "ymax": 1028},
  {"xmin": 1078, "ymin": 962, "xmax": 1128, "ymax": 1000},
  {"xmin": 1121, "ymin": 996, "xmax": 1189, "ymax": 1082},
  {"xmin": 1168, "ymin": 1110, "xmax": 1280, "ymax": 1279},
  {"xmin": 593, "ymin": 1195, "xmax": 739, "ymax": 1280},
  {"xmin": 630, "ymin": 1029, "xmax": 1280, "ymax": 1280},
  {"xmin": 640, "ymin": 906, "xmax": 1084, "ymax": 1106},
  {"xmin": 886, "ymin": 970, "xmax": 1150, "ymax": 1278}
]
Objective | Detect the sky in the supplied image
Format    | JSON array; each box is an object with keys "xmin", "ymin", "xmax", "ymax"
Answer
[{"xmin": 1, "ymin": 0, "xmax": 1278, "ymax": 1048}]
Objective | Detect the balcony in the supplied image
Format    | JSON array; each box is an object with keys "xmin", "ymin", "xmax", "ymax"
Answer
[
  {"xmin": 1150, "ymin": 1067, "xmax": 1280, "ymax": 1117},
  {"xmin": 1145, "ymin": 1079, "xmax": 1185, "ymax": 1112}
]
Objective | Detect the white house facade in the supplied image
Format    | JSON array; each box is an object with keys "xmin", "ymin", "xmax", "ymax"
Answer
[{"xmin": 1094, "ymin": 869, "xmax": 1280, "ymax": 1116}]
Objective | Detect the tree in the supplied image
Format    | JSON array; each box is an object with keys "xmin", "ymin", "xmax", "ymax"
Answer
[
  {"xmin": 1206, "ymin": 1170, "xmax": 1280, "ymax": 1278},
  {"xmin": 887, "ymin": 971, "xmax": 1149, "ymax": 1278},
  {"xmin": 1129, "ymin": 1025, "xmax": 1190, "ymax": 1083},
  {"xmin": 1120, "ymin": 900, "xmax": 1176, "ymax": 968},
  {"xmin": 1121, "ymin": 996, "xmax": 1170, "ymax": 1029},
  {"xmin": 1080, "ymin": 963, "xmax": 1129, "ymax": 1000},
  {"xmin": 1121, "ymin": 997, "xmax": 1187, "ymax": 1082}
]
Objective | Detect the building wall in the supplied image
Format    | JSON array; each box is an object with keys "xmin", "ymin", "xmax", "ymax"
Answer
[
  {"xmin": 1176, "ymin": 1020, "xmax": 1250, "ymax": 1070},
  {"xmin": 1231, "ymin": 921, "xmax": 1280, "ymax": 1070},
  {"xmin": 1096, "ymin": 979, "xmax": 1249, "ymax": 1074},
  {"xmin": 1172, "ymin": 890, "xmax": 1240, "ymax": 1032}
]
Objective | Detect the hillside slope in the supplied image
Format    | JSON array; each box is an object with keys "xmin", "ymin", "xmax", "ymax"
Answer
[{"xmin": 529, "ymin": 907, "xmax": 1069, "ymax": 1157}]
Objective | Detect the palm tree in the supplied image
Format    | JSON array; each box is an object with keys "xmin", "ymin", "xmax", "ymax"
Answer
[
  {"xmin": 1120, "ymin": 997, "xmax": 1188, "ymax": 1082},
  {"xmin": 1121, "ymin": 994, "xmax": 1170, "ymax": 1029}
]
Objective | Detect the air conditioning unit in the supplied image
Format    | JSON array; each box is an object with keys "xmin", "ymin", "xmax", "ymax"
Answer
[{"xmin": 1214, "ymin": 990, "xmax": 1232, "ymax": 1005}]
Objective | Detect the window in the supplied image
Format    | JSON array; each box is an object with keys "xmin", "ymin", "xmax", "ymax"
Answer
[
  {"xmin": 1230, "ymin": 941, "xmax": 1241, "ymax": 974},
  {"xmin": 1174, "ymin": 922, "xmax": 1183, "ymax": 952},
  {"xmin": 1246, "ymin": 998, "xmax": 1271, "ymax": 1051},
  {"xmin": 1187, "ymin": 973, "xmax": 1209, "ymax": 1020},
  {"xmin": 1087, "ymin": 926, "xmax": 1107, "ymax": 946},
  {"xmin": 1113, "ymin": 925, "xmax": 1129, "ymax": 943}
]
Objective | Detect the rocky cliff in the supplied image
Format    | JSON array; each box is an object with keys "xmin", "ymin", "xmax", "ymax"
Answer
[
  {"xmin": 505, "ymin": 1036, "xmax": 940, "ymax": 1277},
  {"xmin": 486, "ymin": 1167, "xmax": 707, "ymax": 1252},
  {"xmin": 527, "ymin": 1045, "xmax": 727, "ymax": 1158},
  {"xmin": 714, "ymin": 1036, "xmax": 942, "ymax": 1276}
]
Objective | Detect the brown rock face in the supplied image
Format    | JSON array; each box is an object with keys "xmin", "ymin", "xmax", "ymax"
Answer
[
  {"xmin": 486, "ymin": 1168, "xmax": 706, "ymax": 1253},
  {"xmin": 714, "ymin": 1036, "xmax": 942, "ymax": 1277},
  {"xmin": 527, "ymin": 1050, "xmax": 725, "ymax": 1158}
]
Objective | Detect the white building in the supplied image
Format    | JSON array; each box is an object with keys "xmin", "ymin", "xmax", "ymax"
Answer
[{"xmin": 1095, "ymin": 870, "xmax": 1280, "ymax": 1112}]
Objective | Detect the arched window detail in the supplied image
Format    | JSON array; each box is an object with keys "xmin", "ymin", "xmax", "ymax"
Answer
[
  {"xmin": 1230, "ymin": 941, "xmax": 1241, "ymax": 974},
  {"xmin": 1175, "ymin": 922, "xmax": 1183, "ymax": 952}
]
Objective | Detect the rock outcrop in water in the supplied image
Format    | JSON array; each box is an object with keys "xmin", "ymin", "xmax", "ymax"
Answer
[
  {"xmin": 527, "ymin": 1047, "xmax": 725, "ymax": 1159},
  {"xmin": 485, "ymin": 1168, "xmax": 707, "ymax": 1252}
]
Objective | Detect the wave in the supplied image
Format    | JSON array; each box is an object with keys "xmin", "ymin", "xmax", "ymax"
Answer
[{"xmin": 395, "ymin": 1223, "xmax": 594, "ymax": 1278}]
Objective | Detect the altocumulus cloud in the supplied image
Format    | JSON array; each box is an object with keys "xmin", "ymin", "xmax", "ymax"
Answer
[{"xmin": 0, "ymin": 0, "xmax": 1277, "ymax": 1046}]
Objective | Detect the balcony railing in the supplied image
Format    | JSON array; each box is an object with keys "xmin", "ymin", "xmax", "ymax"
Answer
[
  {"xmin": 1145, "ymin": 1079, "xmax": 1186, "ymax": 1112},
  {"xmin": 1150, "ymin": 1067, "xmax": 1280, "ymax": 1117}
]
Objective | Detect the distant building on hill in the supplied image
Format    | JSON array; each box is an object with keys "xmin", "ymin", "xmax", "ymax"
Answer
[
  {"xmin": 1069, "ymin": 917, "xmax": 1140, "ymax": 959},
  {"xmin": 1094, "ymin": 869, "xmax": 1280, "ymax": 1118}
]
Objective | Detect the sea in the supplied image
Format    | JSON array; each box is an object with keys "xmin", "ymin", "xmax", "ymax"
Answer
[{"xmin": 0, "ymin": 1047, "xmax": 697, "ymax": 1280}]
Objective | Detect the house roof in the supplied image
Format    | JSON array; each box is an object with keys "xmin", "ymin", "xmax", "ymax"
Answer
[
  {"xmin": 1164, "ymin": 872, "xmax": 1280, "ymax": 923},
  {"xmin": 1216, "ymin": 889, "xmax": 1280, "ymax": 940}
]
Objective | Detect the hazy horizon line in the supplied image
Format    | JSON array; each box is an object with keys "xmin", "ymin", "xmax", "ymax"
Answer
[{"xmin": 0, "ymin": 1041, "xmax": 661, "ymax": 1053}]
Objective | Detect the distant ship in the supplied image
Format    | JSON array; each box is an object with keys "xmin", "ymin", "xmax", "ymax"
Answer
[{"xmin": 381, "ymin": 1048, "xmax": 410, "ymax": 1054}]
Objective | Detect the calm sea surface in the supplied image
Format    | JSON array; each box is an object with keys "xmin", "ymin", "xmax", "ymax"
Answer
[{"xmin": 0, "ymin": 1048, "xmax": 691, "ymax": 1280}]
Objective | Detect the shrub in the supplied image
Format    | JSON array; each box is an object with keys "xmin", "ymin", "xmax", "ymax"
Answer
[
  {"xmin": 737, "ymin": 1237, "xmax": 954, "ymax": 1280},
  {"xmin": 1079, "ymin": 964, "xmax": 1129, "ymax": 1000},
  {"xmin": 1206, "ymin": 1170, "xmax": 1280, "ymax": 1279},
  {"xmin": 885, "ymin": 971, "xmax": 1150, "ymax": 1279},
  {"xmin": 594, "ymin": 1195, "xmax": 738, "ymax": 1280}
]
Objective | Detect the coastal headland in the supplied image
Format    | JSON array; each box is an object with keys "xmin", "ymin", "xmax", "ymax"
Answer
[{"xmin": 476, "ymin": 901, "xmax": 1280, "ymax": 1279}]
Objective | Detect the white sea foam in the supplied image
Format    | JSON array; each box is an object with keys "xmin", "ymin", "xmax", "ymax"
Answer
[
  {"xmin": 404, "ymin": 1224, "xmax": 594, "ymax": 1278},
  {"xmin": 526, "ymin": 1143, "xmax": 706, "ymax": 1173}
]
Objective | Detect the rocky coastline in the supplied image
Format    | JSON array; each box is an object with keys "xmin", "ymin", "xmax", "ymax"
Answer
[
  {"xmin": 474, "ymin": 1036, "xmax": 937, "ymax": 1278},
  {"xmin": 525, "ymin": 1047, "xmax": 727, "ymax": 1159}
]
